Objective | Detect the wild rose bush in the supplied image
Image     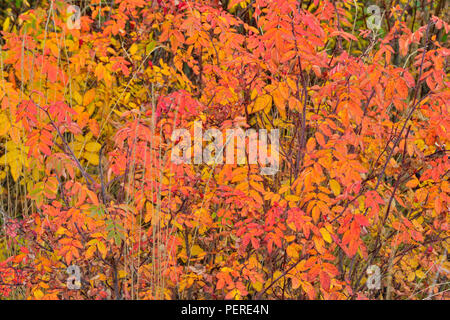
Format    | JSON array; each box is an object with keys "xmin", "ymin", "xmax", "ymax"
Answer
[{"xmin": 0, "ymin": 0, "xmax": 448, "ymax": 300}]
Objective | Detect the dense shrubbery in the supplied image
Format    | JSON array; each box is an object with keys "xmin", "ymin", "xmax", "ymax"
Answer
[{"xmin": 0, "ymin": 0, "xmax": 448, "ymax": 300}]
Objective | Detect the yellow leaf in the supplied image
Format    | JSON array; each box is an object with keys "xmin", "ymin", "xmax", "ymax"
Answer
[
  {"xmin": 98, "ymin": 274, "xmax": 107, "ymax": 281},
  {"xmin": 329, "ymin": 179, "xmax": 341, "ymax": 196},
  {"xmin": 249, "ymin": 180, "xmax": 265, "ymax": 193},
  {"xmin": 97, "ymin": 241, "xmax": 107, "ymax": 259},
  {"xmin": 287, "ymin": 243, "xmax": 299, "ymax": 258},
  {"xmin": 33, "ymin": 289, "xmax": 44, "ymax": 299},
  {"xmin": 287, "ymin": 78, "xmax": 297, "ymax": 92},
  {"xmin": 85, "ymin": 141, "xmax": 101, "ymax": 153},
  {"xmin": 73, "ymin": 91, "xmax": 83, "ymax": 105},
  {"xmin": 129, "ymin": 43, "xmax": 138, "ymax": 55},
  {"xmin": 55, "ymin": 227, "xmax": 68, "ymax": 236},
  {"xmin": 249, "ymin": 190, "xmax": 263, "ymax": 205},
  {"xmin": 0, "ymin": 113, "xmax": 11, "ymax": 136},
  {"xmin": 83, "ymin": 89, "xmax": 96, "ymax": 106},
  {"xmin": 95, "ymin": 63, "xmax": 106, "ymax": 81},
  {"xmin": 252, "ymin": 281, "xmax": 263, "ymax": 291},
  {"xmin": 272, "ymin": 88, "xmax": 286, "ymax": 118},
  {"xmin": 3, "ymin": 17, "xmax": 10, "ymax": 32},
  {"xmin": 9, "ymin": 155, "xmax": 22, "ymax": 182},
  {"xmin": 406, "ymin": 178, "xmax": 419, "ymax": 189},
  {"xmin": 9, "ymin": 126, "xmax": 21, "ymax": 144},
  {"xmin": 415, "ymin": 269, "xmax": 425, "ymax": 279},
  {"xmin": 249, "ymin": 94, "xmax": 272, "ymax": 114},
  {"xmin": 320, "ymin": 227, "xmax": 332, "ymax": 243},
  {"xmin": 84, "ymin": 152, "xmax": 99, "ymax": 165},
  {"xmin": 48, "ymin": 42, "xmax": 59, "ymax": 57},
  {"xmin": 286, "ymin": 194, "xmax": 300, "ymax": 202},
  {"xmin": 286, "ymin": 235, "xmax": 296, "ymax": 242},
  {"xmin": 191, "ymin": 245, "xmax": 204, "ymax": 257},
  {"xmin": 85, "ymin": 245, "xmax": 96, "ymax": 259}
]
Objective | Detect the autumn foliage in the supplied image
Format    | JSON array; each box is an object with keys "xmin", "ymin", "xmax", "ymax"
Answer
[{"xmin": 0, "ymin": 0, "xmax": 448, "ymax": 300}]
